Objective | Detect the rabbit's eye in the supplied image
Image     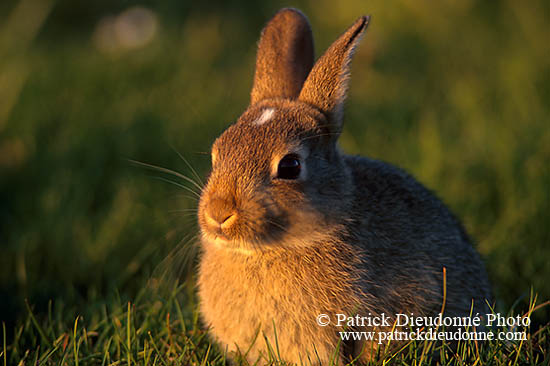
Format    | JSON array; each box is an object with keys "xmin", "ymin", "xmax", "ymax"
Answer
[{"xmin": 277, "ymin": 154, "xmax": 301, "ymax": 180}]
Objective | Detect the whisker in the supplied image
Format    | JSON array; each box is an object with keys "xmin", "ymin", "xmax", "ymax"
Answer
[
  {"xmin": 172, "ymin": 233, "xmax": 200, "ymax": 280},
  {"xmin": 152, "ymin": 176, "xmax": 201, "ymax": 199},
  {"xmin": 265, "ymin": 219, "xmax": 290, "ymax": 235},
  {"xmin": 293, "ymin": 129, "xmax": 339, "ymax": 141},
  {"xmin": 169, "ymin": 144, "xmax": 205, "ymax": 187},
  {"xmin": 176, "ymin": 194, "xmax": 199, "ymax": 202},
  {"xmin": 151, "ymin": 232, "xmax": 200, "ymax": 288},
  {"xmin": 300, "ymin": 132, "xmax": 340, "ymax": 142},
  {"xmin": 129, "ymin": 159, "xmax": 204, "ymax": 192}
]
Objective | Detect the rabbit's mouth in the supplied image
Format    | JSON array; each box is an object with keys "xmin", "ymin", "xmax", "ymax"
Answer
[
  {"xmin": 202, "ymin": 234, "xmax": 259, "ymax": 255},
  {"xmin": 199, "ymin": 218, "xmax": 288, "ymax": 252}
]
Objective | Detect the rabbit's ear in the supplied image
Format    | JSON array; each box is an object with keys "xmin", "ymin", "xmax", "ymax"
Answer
[
  {"xmin": 250, "ymin": 8, "xmax": 314, "ymax": 104},
  {"xmin": 299, "ymin": 16, "xmax": 369, "ymax": 134}
]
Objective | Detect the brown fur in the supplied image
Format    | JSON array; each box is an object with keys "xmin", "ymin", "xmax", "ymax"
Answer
[
  {"xmin": 251, "ymin": 9, "xmax": 314, "ymax": 104},
  {"xmin": 197, "ymin": 8, "xmax": 491, "ymax": 365}
]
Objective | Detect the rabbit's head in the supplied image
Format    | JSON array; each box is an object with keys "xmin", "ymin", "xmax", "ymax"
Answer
[{"xmin": 198, "ymin": 9, "xmax": 369, "ymax": 253}]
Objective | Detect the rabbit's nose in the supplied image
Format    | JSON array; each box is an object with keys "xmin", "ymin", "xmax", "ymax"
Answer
[{"xmin": 205, "ymin": 198, "xmax": 238, "ymax": 230}]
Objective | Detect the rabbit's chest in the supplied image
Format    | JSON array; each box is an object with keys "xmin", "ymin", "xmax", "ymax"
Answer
[
  {"xmin": 198, "ymin": 247, "xmax": 361, "ymax": 357},
  {"xmin": 199, "ymin": 253, "xmax": 316, "ymax": 326}
]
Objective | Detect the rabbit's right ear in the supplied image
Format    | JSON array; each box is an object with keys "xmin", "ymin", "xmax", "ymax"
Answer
[
  {"xmin": 250, "ymin": 8, "xmax": 314, "ymax": 104},
  {"xmin": 299, "ymin": 16, "xmax": 369, "ymax": 135}
]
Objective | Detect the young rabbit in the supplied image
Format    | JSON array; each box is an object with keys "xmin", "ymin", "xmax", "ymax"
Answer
[{"xmin": 197, "ymin": 8, "xmax": 491, "ymax": 364}]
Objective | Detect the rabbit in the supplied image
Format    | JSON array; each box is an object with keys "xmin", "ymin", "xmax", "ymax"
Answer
[{"xmin": 197, "ymin": 8, "xmax": 491, "ymax": 365}]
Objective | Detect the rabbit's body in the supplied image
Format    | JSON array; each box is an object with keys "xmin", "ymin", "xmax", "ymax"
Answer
[
  {"xmin": 199, "ymin": 152, "xmax": 490, "ymax": 363},
  {"xmin": 197, "ymin": 8, "xmax": 491, "ymax": 365}
]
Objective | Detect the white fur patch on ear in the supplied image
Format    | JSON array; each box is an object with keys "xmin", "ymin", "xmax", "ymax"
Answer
[{"xmin": 253, "ymin": 108, "xmax": 275, "ymax": 126}]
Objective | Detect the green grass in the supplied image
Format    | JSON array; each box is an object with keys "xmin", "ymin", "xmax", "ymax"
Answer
[
  {"xmin": 4, "ymin": 286, "xmax": 550, "ymax": 365},
  {"xmin": 1, "ymin": 0, "xmax": 549, "ymax": 364}
]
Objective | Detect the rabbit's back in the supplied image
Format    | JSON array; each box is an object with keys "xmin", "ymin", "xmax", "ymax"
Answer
[{"xmin": 344, "ymin": 155, "xmax": 491, "ymax": 316}]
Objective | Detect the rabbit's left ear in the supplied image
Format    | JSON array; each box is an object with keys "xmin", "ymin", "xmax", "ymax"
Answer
[
  {"xmin": 250, "ymin": 8, "xmax": 314, "ymax": 104},
  {"xmin": 299, "ymin": 16, "xmax": 369, "ymax": 134}
]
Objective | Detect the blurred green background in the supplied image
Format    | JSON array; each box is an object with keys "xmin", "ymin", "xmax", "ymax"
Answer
[{"xmin": 1, "ymin": 0, "xmax": 549, "ymax": 332}]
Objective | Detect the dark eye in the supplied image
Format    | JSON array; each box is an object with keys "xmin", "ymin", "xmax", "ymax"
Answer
[{"xmin": 277, "ymin": 154, "xmax": 301, "ymax": 180}]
